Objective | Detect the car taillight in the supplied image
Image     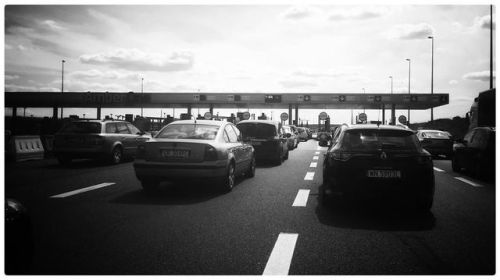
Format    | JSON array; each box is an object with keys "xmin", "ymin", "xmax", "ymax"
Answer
[
  {"xmin": 88, "ymin": 136, "xmax": 104, "ymax": 145},
  {"xmin": 136, "ymin": 144, "xmax": 146, "ymax": 159},
  {"xmin": 331, "ymin": 151, "xmax": 353, "ymax": 162},
  {"xmin": 416, "ymin": 155, "xmax": 433, "ymax": 165},
  {"xmin": 204, "ymin": 145, "xmax": 218, "ymax": 161}
]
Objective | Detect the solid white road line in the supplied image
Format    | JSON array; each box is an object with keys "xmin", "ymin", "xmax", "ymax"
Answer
[
  {"xmin": 433, "ymin": 167, "xmax": 445, "ymax": 172},
  {"xmin": 309, "ymin": 162, "xmax": 317, "ymax": 168},
  {"xmin": 51, "ymin": 182, "xmax": 116, "ymax": 198},
  {"xmin": 304, "ymin": 172, "xmax": 315, "ymax": 180},
  {"xmin": 314, "ymin": 151, "xmax": 320, "ymax": 155},
  {"xmin": 263, "ymin": 233, "xmax": 299, "ymax": 275},
  {"xmin": 292, "ymin": 189, "xmax": 310, "ymax": 207},
  {"xmin": 455, "ymin": 177, "xmax": 483, "ymax": 187},
  {"xmin": 312, "ymin": 156, "xmax": 319, "ymax": 161}
]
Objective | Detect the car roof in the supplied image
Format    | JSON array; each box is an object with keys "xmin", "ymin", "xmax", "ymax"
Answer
[
  {"xmin": 169, "ymin": 119, "xmax": 226, "ymax": 126},
  {"xmin": 345, "ymin": 124, "xmax": 414, "ymax": 132},
  {"xmin": 237, "ymin": 120, "xmax": 280, "ymax": 125},
  {"xmin": 418, "ymin": 129, "xmax": 447, "ymax": 133}
]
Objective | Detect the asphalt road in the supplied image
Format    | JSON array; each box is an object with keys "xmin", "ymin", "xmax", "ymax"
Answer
[{"xmin": 4, "ymin": 139, "xmax": 496, "ymax": 275}]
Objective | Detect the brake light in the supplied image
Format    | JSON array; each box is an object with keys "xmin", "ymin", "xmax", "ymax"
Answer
[
  {"xmin": 331, "ymin": 151, "xmax": 353, "ymax": 162},
  {"xmin": 204, "ymin": 145, "xmax": 218, "ymax": 161}
]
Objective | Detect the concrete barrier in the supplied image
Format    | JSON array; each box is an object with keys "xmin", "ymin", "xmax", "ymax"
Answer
[{"xmin": 7, "ymin": 135, "xmax": 45, "ymax": 162}]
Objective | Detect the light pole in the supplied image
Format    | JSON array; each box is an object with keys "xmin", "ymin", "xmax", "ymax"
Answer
[
  {"xmin": 406, "ymin": 58, "xmax": 411, "ymax": 124},
  {"xmin": 61, "ymin": 59, "xmax": 65, "ymax": 119},
  {"xmin": 362, "ymin": 88, "xmax": 366, "ymax": 113},
  {"xmin": 389, "ymin": 76, "xmax": 393, "ymax": 94},
  {"xmin": 428, "ymin": 36, "xmax": 434, "ymax": 123},
  {"xmin": 141, "ymin": 78, "xmax": 144, "ymax": 117}
]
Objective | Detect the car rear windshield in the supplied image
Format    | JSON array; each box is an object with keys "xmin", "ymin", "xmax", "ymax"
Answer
[
  {"xmin": 59, "ymin": 122, "xmax": 102, "ymax": 134},
  {"xmin": 421, "ymin": 131, "xmax": 450, "ymax": 139},
  {"xmin": 157, "ymin": 124, "xmax": 219, "ymax": 140},
  {"xmin": 237, "ymin": 123, "xmax": 277, "ymax": 139},
  {"xmin": 341, "ymin": 129, "xmax": 419, "ymax": 151}
]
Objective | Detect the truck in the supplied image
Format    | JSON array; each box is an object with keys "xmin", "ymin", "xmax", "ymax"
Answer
[{"xmin": 468, "ymin": 88, "xmax": 495, "ymax": 130}]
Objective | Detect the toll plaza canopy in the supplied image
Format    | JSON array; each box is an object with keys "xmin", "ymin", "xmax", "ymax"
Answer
[{"xmin": 6, "ymin": 92, "xmax": 449, "ymax": 110}]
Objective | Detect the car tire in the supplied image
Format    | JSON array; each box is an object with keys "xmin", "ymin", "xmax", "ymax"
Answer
[
  {"xmin": 57, "ymin": 155, "xmax": 72, "ymax": 165},
  {"xmin": 141, "ymin": 180, "xmax": 158, "ymax": 193},
  {"xmin": 110, "ymin": 146, "xmax": 123, "ymax": 164},
  {"xmin": 219, "ymin": 163, "xmax": 235, "ymax": 193},
  {"xmin": 245, "ymin": 156, "xmax": 256, "ymax": 178},
  {"xmin": 451, "ymin": 155, "xmax": 460, "ymax": 172}
]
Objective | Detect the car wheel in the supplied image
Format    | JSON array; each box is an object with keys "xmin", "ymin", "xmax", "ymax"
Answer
[
  {"xmin": 245, "ymin": 156, "xmax": 256, "ymax": 178},
  {"xmin": 220, "ymin": 163, "xmax": 235, "ymax": 192},
  {"xmin": 110, "ymin": 146, "xmax": 123, "ymax": 164},
  {"xmin": 57, "ymin": 155, "xmax": 72, "ymax": 165},
  {"xmin": 451, "ymin": 155, "xmax": 460, "ymax": 172},
  {"xmin": 141, "ymin": 180, "xmax": 159, "ymax": 193}
]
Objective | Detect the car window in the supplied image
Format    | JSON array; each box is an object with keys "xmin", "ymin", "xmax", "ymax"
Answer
[
  {"xmin": 157, "ymin": 124, "xmax": 219, "ymax": 140},
  {"xmin": 283, "ymin": 127, "xmax": 291, "ymax": 134},
  {"xmin": 230, "ymin": 125, "xmax": 241, "ymax": 140},
  {"xmin": 59, "ymin": 122, "xmax": 101, "ymax": 134},
  {"xmin": 116, "ymin": 123, "xmax": 130, "ymax": 134},
  {"xmin": 127, "ymin": 123, "xmax": 141, "ymax": 135},
  {"xmin": 421, "ymin": 131, "xmax": 450, "ymax": 139},
  {"xmin": 105, "ymin": 123, "xmax": 118, "ymax": 134},
  {"xmin": 341, "ymin": 129, "xmax": 419, "ymax": 151},
  {"xmin": 237, "ymin": 123, "xmax": 277, "ymax": 139},
  {"xmin": 225, "ymin": 125, "xmax": 238, "ymax": 143}
]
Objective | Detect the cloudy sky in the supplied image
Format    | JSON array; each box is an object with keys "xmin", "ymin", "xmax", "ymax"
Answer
[{"xmin": 4, "ymin": 4, "xmax": 495, "ymax": 123}]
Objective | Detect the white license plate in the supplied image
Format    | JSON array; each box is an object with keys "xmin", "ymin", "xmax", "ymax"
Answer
[
  {"xmin": 367, "ymin": 170, "xmax": 401, "ymax": 178},
  {"xmin": 162, "ymin": 149, "xmax": 190, "ymax": 159}
]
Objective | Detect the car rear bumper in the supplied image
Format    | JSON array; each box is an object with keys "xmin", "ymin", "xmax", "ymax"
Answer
[{"xmin": 133, "ymin": 159, "xmax": 227, "ymax": 181}]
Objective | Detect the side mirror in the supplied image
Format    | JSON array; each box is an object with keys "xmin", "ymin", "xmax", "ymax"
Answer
[{"xmin": 285, "ymin": 133, "xmax": 291, "ymax": 138}]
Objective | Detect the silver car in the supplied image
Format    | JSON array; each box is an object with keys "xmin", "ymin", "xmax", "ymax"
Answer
[{"xmin": 133, "ymin": 120, "xmax": 255, "ymax": 192}]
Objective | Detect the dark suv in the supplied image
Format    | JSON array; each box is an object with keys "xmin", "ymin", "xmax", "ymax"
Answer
[
  {"xmin": 236, "ymin": 120, "xmax": 289, "ymax": 165},
  {"xmin": 321, "ymin": 124, "xmax": 435, "ymax": 212},
  {"xmin": 452, "ymin": 127, "xmax": 495, "ymax": 180},
  {"xmin": 54, "ymin": 120, "xmax": 150, "ymax": 165}
]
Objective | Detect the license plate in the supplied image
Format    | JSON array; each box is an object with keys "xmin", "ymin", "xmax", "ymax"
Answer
[
  {"xmin": 162, "ymin": 149, "xmax": 190, "ymax": 159},
  {"xmin": 367, "ymin": 170, "xmax": 401, "ymax": 178},
  {"xmin": 251, "ymin": 141, "xmax": 261, "ymax": 146}
]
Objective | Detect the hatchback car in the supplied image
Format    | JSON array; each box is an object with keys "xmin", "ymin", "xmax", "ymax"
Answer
[
  {"xmin": 283, "ymin": 125, "xmax": 298, "ymax": 150},
  {"xmin": 322, "ymin": 124, "xmax": 435, "ymax": 212},
  {"xmin": 53, "ymin": 120, "xmax": 150, "ymax": 165},
  {"xmin": 296, "ymin": 127, "xmax": 309, "ymax": 142},
  {"xmin": 416, "ymin": 129, "xmax": 453, "ymax": 158},
  {"xmin": 236, "ymin": 120, "xmax": 289, "ymax": 165},
  {"xmin": 452, "ymin": 127, "xmax": 495, "ymax": 180},
  {"xmin": 134, "ymin": 120, "xmax": 255, "ymax": 192}
]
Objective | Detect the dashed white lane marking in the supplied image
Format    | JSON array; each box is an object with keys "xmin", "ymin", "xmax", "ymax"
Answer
[
  {"xmin": 433, "ymin": 167, "xmax": 445, "ymax": 172},
  {"xmin": 51, "ymin": 182, "xmax": 116, "ymax": 198},
  {"xmin": 455, "ymin": 177, "xmax": 483, "ymax": 188},
  {"xmin": 309, "ymin": 162, "xmax": 317, "ymax": 168},
  {"xmin": 292, "ymin": 189, "xmax": 310, "ymax": 207},
  {"xmin": 314, "ymin": 151, "xmax": 320, "ymax": 155},
  {"xmin": 304, "ymin": 172, "xmax": 315, "ymax": 180},
  {"xmin": 263, "ymin": 233, "xmax": 299, "ymax": 275},
  {"xmin": 312, "ymin": 156, "xmax": 319, "ymax": 161}
]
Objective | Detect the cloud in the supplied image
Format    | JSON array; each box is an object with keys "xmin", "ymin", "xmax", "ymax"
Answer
[
  {"xmin": 449, "ymin": 80, "xmax": 458, "ymax": 85},
  {"xmin": 279, "ymin": 80, "xmax": 317, "ymax": 88},
  {"xmin": 328, "ymin": 8, "xmax": 387, "ymax": 21},
  {"xmin": 280, "ymin": 6, "xmax": 320, "ymax": 20},
  {"xmin": 5, "ymin": 84, "xmax": 59, "ymax": 92},
  {"xmin": 463, "ymin": 71, "xmax": 495, "ymax": 82},
  {"xmin": 474, "ymin": 14, "xmax": 495, "ymax": 30},
  {"xmin": 69, "ymin": 69, "xmax": 140, "ymax": 80},
  {"xmin": 5, "ymin": 75, "xmax": 20, "ymax": 80},
  {"xmin": 30, "ymin": 37, "xmax": 73, "ymax": 56},
  {"xmin": 385, "ymin": 23, "xmax": 434, "ymax": 40},
  {"xmin": 79, "ymin": 49, "xmax": 194, "ymax": 72},
  {"xmin": 292, "ymin": 69, "xmax": 360, "ymax": 78},
  {"xmin": 40, "ymin": 19, "xmax": 66, "ymax": 31}
]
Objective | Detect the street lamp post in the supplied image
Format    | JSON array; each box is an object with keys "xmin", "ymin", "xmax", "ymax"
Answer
[
  {"xmin": 406, "ymin": 58, "xmax": 411, "ymax": 125},
  {"xmin": 428, "ymin": 36, "xmax": 434, "ymax": 123},
  {"xmin": 141, "ymin": 78, "xmax": 144, "ymax": 117},
  {"xmin": 362, "ymin": 88, "xmax": 366, "ymax": 113},
  {"xmin": 389, "ymin": 76, "xmax": 393, "ymax": 94},
  {"xmin": 61, "ymin": 59, "xmax": 65, "ymax": 119}
]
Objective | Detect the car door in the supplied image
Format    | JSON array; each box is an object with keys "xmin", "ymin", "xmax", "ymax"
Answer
[
  {"xmin": 126, "ymin": 123, "xmax": 147, "ymax": 156},
  {"xmin": 224, "ymin": 125, "xmax": 244, "ymax": 174},
  {"xmin": 115, "ymin": 122, "xmax": 135, "ymax": 156},
  {"xmin": 231, "ymin": 124, "xmax": 251, "ymax": 168}
]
